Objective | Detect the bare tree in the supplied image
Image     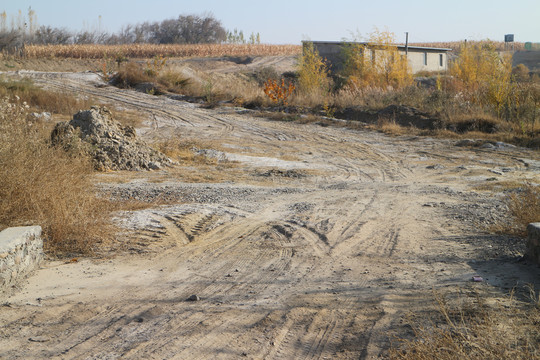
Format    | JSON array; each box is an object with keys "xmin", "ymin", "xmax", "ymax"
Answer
[
  {"xmin": 122, "ymin": 13, "xmax": 226, "ymax": 45},
  {"xmin": 74, "ymin": 30, "xmax": 111, "ymax": 44},
  {"xmin": 0, "ymin": 11, "xmax": 227, "ymax": 47},
  {"xmin": 34, "ymin": 26, "xmax": 71, "ymax": 45},
  {"xmin": 0, "ymin": 30, "xmax": 22, "ymax": 50}
]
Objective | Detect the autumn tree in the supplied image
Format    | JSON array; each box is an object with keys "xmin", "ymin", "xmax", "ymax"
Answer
[
  {"xmin": 450, "ymin": 41, "xmax": 513, "ymax": 117},
  {"xmin": 341, "ymin": 29, "xmax": 412, "ymax": 89},
  {"xmin": 298, "ymin": 42, "xmax": 331, "ymax": 94}
]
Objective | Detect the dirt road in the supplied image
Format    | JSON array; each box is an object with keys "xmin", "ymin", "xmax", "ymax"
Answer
[{"xmin": 1, "ymin": 70, "xmax": 540, "ymax": 359}]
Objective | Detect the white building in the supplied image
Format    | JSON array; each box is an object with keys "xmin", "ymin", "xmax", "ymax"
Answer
[{"xmin": 307, "ymin": 41, "xmax": 452, "ymax": 74}]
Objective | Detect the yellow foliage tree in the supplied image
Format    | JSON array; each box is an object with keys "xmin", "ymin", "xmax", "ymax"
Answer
[
  {"xmin": 341, "ymin": 29, "xmax": 412, "ymax": 89},
  {"xmin": 298, "ymin": 42, "xmax": 330, "ymax": 94},
  {"xmin": 450, "ymin": 41, "xmax": 513, "ymax": 117}
]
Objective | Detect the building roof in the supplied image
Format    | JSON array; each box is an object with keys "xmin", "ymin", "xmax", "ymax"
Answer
[{"xmin": 305, "ymin": 40, "xmax": 452, "ymax": 52}]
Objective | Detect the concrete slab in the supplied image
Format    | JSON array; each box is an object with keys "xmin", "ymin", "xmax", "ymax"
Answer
[{"xmin": 0, "ymin": 226, "xmax": 43, "ymax": 298}]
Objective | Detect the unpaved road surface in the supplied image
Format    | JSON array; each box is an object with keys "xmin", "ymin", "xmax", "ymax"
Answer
[{"xmin": 2, "ymin": 70, "xmax": 540, "ymax": 359}]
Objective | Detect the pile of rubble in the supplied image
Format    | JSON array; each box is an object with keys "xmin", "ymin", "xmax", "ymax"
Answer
[{"xmin": 51, "ymin": 106, "xmax": 171, "ymax": 171}]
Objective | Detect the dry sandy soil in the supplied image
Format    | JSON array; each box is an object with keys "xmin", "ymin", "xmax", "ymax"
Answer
[{"xmin": 1, "ymin": 58, "xmax": 540, "ymax": 359}]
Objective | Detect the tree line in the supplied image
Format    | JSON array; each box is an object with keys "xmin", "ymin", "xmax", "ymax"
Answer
[{"xmin": 0, "ymin": 9, "xmax": 260, "ymax": 50}]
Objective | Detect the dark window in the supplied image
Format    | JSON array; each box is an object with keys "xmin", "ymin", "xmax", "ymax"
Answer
[
  {"xmin": 439, "ymin": 54, "xmax": 443, "ymax": 67},
  {"xmin": 423, "ymin": 52, "xmax": 427, "ymax": 66}
]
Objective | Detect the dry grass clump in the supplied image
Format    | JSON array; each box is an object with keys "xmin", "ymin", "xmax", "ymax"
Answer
[
  {"xmin": 109, "ymin": 62, "xmax": 155, "ymax": 90},
  {"xmin": 390, "ymin": 291, "xmax": 540, "ymax": 360},
  {"xmin": 154, "ymin": 138, "xmax": 218, "ymax": 165},
  {"xmin": 377, "ymin": 118, "xmax": 411, "ymax": 136},
  {"xmin": 504, "ymin": 184, "xmax": 540, "ymax": 236},
  {"xmin": 158, "ymin": 70, "xmax": 191, "ymax": 92},
  {"xmin": 109, "ymin": 61, "xmax": 190, "ymax": 96},
  {"xmin": 0, "ymin": 97, "xmax": 111, "ymax": 255},
  {"xmin": 0, "ymin": 77, "xmax": 95, "ymax": 115}
]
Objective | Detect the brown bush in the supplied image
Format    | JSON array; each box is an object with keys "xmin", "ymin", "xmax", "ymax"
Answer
[
  {"xmin": 0, "ymin": 97, "xmax": 111, "ymax": 255},
  {"xmin": 158, "ymin": 70, "xmax": 190, "ymax": 92},
  {"xmin": 109, "ymin": 62, "xmax": 153, "ymax": 88}
]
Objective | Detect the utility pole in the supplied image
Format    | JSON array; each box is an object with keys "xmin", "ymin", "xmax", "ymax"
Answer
[{"xmin": 405, "ymin": 32, "xmax": 409, "ymax": 56}]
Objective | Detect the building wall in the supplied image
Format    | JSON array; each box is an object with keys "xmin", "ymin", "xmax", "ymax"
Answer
[
  {"xmin": 310, "ymin": 42, "xmax": 347, "ymax": 73},
  {"xmin": 310, "ymin": 42, "xmax": 449, "ymax": 74},
  {"xmin": 401, "ymin": 50, "xmax": 448, "ymax": 73}
]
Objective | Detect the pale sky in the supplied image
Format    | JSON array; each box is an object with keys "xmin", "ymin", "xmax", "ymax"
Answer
[{"xmin": 1, "ymin": 0, "xmax": 539, "ymax": 44}]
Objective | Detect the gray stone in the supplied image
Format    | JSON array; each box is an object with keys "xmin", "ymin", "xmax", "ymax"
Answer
[
  {"xmin": 187, "ymin": 294, "xmax": 201, "ymax": 301},
  {"xmin": 28, "ymin": 336, "xmax": 49, "ymax": 343},
  {"xmin": 495, "ymin": 141, "xmax": 516, "ymax": 149},
  {"xmin": 480, "ymin": 143, "xmax": 496, "ymax": 149},
  {"xmin": 455, "ymin": 139, "xmax": 476, "ymax": 147},
  {"xmin": 527, "ymin": 223, "xmax": 540, "ymax": 265},
  {"xmin": 28, "ymin": 112, "xmax": 52, "ymax": 122},
  {"xmin": 489, "ymin": 169, "xmax": 504, "ymax": 176}
]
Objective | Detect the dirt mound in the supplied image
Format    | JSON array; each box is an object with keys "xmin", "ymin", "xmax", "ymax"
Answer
[
  {"xmin": 51, "ymin": 106, "xmax": 171, "ymax": 171},
  {"xmin": 335, "ymin": 105, "xmax": 437, "ymax": 129},
  {"xmin": 377, "ymin": 105, "xmax": 437, "ymax": 129},
  {"xmin": 447, "ymin": 117, "xmax": 501, "ymax": 134},
  {"xmin": 334, "ymin": 106, "xmax": 378, "ymax": 122}
]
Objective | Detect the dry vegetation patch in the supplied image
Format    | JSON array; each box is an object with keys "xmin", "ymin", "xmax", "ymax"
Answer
[
  {"xmin": 503, "ymin": 184, "xmax": 540, "ymax": 236},
  {"xmin": 0, "ymin": 76, "xmax": 95, "ymax": 115},
  {"xmin": 21, "ymin": 44, "xmax": 302, "ymax": 59},
  {"xmin": 390, "ymin": 290, "xmax": 540, "ymax": 360},
  {"xmin": 0, "ymin": 98, "xmax": 112, "ymax": 255}
]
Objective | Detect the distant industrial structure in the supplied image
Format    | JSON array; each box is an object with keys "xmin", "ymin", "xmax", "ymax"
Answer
[{"xmin": 306, "ymin": 41, "xmax": 452, "ymax": 74}]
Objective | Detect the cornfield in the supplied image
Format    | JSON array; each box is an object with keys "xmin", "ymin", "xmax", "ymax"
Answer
[
  {"xmin": 408, "ymin": 41, "xmax": 525, "ymax": 52},
  {"xmin": 20, "ymin": 43, "xmax": 302, "ymax": 59}
]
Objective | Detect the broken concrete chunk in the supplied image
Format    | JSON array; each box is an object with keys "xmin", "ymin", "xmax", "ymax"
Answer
[{"xmin": 51, "ymin": 106, "xmax": 172, "ymax": 171}]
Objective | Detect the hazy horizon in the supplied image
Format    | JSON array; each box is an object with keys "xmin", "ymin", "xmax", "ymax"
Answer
[{"xmin": 1, "ymin": 0, "xmax": 539, "ymax": 45}]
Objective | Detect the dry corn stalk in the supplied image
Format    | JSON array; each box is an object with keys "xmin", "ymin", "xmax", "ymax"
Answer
[{"xmin": 23, "ymin": 44, "xmax": 302, "ymax": 59}]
